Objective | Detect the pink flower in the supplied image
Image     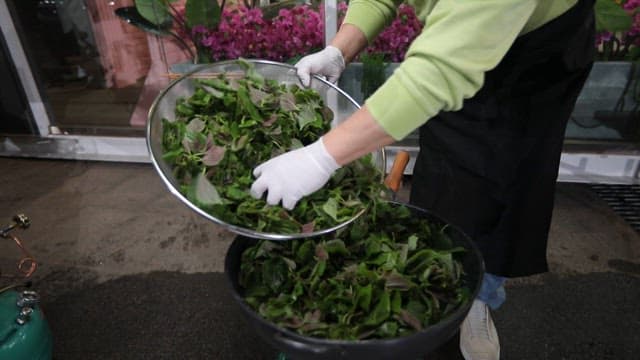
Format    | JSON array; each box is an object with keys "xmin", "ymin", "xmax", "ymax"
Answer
[{"xmin": 192, "ymin": 2, "xmax": 422, "ymax": 63}]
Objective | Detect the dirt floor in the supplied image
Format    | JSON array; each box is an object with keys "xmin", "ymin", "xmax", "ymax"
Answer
[{"xmin": 0, "ymin": 157, "xmax": 638, "ymax": 359}]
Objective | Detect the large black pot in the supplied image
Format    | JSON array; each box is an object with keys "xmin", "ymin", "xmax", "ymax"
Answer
[{"xmin": 224, "ymin": 203, "xmax": 485, "ymax": 360}]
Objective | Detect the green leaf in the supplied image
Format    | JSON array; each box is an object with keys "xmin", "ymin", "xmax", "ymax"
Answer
[
  {"xmin": 135, "ymin": 0, "xmax": 171, "ymax": 26},
  {"xmin": 391, "ymin": 291, "xmax": 402, "ymax": 314},
  {"xmin": 324, "ymin": 239, "xmax": 349, "ymax": 256},
  {"xmin": 201, "ymin": 85, "xmax": 224, "ymax": 98},
  {"xmin": 185, "ymin": 0, "xmax": 221, "ymax": 29},
  {"xmin": 190, "ymin": 172, "xmax": 222, "ymax": 206},
  {"xmin": 375, "ymin": 321, "xmax": 399, "ymax": 338},
  {"xmin": 279, "ymin": 91, "xmax": 297, "ymax": 111},
  {"xmin": 360, "ymin": 52, "xmax": 389, "ymax": 99},
  {"xmin": 115, "ymin": 6, "xmax": 172, "ymax": 36},
  {"xmin": 290, "ymin": 138, "xmax": 304, "ymax": 150},
  {"xmin": 296, "ymin": 103, "xmax": 319, "ymax": 130},
  {"xmin": 595, "ymin": 0, "xmax": 632, "ymax": 33},
  {"xmin": 198, "ymin": 78, "xmax": 236, "ymax": 92},
  {"xmin": 407, "ymin": 235, "xmax": 418, "ymax": 251},
  {"xmin": 322, "ymin": 197, "xmax": 340, "ymax": 221},
  {"xmin": 237, "ymin": 86, "xmax": 262, "ymax": 123},
  {"xmin": 161, "ymin": 118, "xmax": 185, "ymax": 151},
  {"xmin": 182, "ymin": 123, "xmax": 207, "ymax": 153},
  {"xmin": 225, "ymin": 185, "xmax": 248, "ymax": 201},
  {"xmin": 309, "ymin": 259, "xmax": 326, "ymax": 290},
  {"xmin": 262, "ymin": 257, "xmax": 290, "ymax": 293},
  {"xmin": 405, "ymin": 299, "xmax": 427, "ymax": 326},
  {"xmin": 238, "ymin": 58, "xmax": 265, "ymax": 84},
  {"xmin": 355, "ymin": 284, "xmax": 373, "ymax": 312},
  {"xmin": 295, "ymin": 240, "xmax": 315, "ymax": 264},
  {"xmin": 364, "ymin": 291, "xmax": 391, "ymax": 326}
]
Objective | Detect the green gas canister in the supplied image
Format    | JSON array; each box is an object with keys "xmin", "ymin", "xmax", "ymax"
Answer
[
  {"xmin": 1, "ymin": 214, "xmax": 53, "ymax": 359},
  {"xmin": 0, "ymin": 289, "xmax": 52, "ymax": 360}
]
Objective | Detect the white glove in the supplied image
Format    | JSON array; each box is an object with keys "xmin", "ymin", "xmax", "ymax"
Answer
[
  {"xmin": 295, "ymin": 46, "xmax": 346, "ymax": 87},
  {"xmin": 250, "ymin": 138, "xmax": 340, "ymax": 210}
]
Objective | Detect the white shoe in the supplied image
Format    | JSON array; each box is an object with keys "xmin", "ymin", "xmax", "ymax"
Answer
[{"xmin": 459, "ymin": 299, "xmax": 500, "ymax": 360}]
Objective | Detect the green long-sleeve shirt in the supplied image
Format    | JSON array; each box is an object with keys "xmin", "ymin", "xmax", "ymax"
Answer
[{"xmin": 343, "ymin": 0, "xmax": 579, "ymax": 140}]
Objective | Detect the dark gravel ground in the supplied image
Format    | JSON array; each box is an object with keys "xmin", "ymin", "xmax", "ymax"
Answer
[{"xmin": 37, "ymin": 270, "xmax": 640, "ymax": 360}]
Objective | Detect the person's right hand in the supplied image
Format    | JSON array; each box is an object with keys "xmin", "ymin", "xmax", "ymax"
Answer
[{"xmin": 295, "ymin": 46, "xmax": 345, "ymax": 87}]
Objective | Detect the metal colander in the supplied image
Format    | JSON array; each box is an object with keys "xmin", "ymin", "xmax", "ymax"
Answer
[{"xmin": 146, "ymin": 59, "xmax": 385, "ymax": 240}]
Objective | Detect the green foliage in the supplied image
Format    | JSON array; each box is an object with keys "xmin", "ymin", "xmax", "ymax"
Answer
[
  {"xmin": 135, "ymin": 0, "xmax": 172, "ymax": 26},
  {"xmin": 239, "ymin": 201, "xmax": 471, "ymax": 340},
  {"xmin": 595, "ymin": 0, "xmax": 633, "ymax": 33},
  {"xmin": 185, "ymin": 0, "xmax": 222, "ymax": 29},
  {"xmin": 135, "ymin": 0, "xmax": 221, "ymax": 29},
  {"xmin": 161, "ymin": 60, "xmax": 384, "ymax": 234},
  {"xmin": 360, "ymin": 52, "xmax": 389, "ymax": 100}
]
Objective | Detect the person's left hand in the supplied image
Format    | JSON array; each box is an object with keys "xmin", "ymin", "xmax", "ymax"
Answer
[{"xmin": 250, "ymin": 138, "xmax": 340, "ymax": 210}]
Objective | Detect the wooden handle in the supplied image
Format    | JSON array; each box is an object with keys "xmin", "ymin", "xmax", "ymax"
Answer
[{"xmin": 384, "ymin": 151, "xmax": 410, "ymax": 192}]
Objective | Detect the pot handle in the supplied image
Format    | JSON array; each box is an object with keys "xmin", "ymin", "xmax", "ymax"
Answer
[{"xmin": 273, "ymin": 332, "xmax": 332, "ymax": 355}]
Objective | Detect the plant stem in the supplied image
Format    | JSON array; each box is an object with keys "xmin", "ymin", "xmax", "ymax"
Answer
[
  {"xmin": 164, "ymin": 0, "xmax": 187, "ymax": 29},
  {"xmin": 169, "ymin": 31, "xmax": 198, "ymax": 63}
]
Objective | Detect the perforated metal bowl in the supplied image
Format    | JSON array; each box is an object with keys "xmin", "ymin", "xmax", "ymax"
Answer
[{"xmin": 147, "ymin": 59, "xmax": 385, "ymax": 240}]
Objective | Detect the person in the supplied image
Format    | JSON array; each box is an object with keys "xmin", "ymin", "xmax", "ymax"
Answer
[{"xmin": 250, "ymin": 0, "xmax": 596, "ymax": 358}]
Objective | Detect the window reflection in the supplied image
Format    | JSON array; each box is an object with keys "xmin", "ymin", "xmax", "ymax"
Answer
[{"xmin": 10, "ymin": 0, "xmax": 190, "ymax": 136}]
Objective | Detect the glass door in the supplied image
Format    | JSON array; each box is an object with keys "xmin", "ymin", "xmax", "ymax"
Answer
[
  {"xmin": 0, "ymin": 28, "xmax": 36, "ymax": 135},
  {"xmin": 0, "ymin": 0, "xmax": 194, "ymax": 162}
]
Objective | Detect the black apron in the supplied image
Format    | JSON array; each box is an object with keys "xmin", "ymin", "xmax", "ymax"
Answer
[{"xmin": 409, "ymin": 0, "xmax": 596, "ymax": 277}]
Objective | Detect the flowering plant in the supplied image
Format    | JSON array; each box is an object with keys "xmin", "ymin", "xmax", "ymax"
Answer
[
  {"xmin": 595, "ymin": 0, "xmax": 639, "ymax": 60},
  {"xmin": 193, "ymin": 2, "xmax": 422, "ymax": 63},
  {"xmin": 122, "ymin": 1, "xmax": 422, "ymax": 64},
  {"xmin": 194, "ymin": 4, "xmax": 325, "ymax": 62},
  {"xmin": 359, "ymin": 3, "xmax": 423, "ymax": 62}
]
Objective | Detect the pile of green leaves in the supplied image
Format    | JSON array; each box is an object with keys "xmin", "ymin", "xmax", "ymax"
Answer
[
  {"xmin": 239, "ymin": 201, "xmax": 471, "ymax": 340},
  {"xmin": 161, "ymin": 60, "xmax": 383, "ymax": 234}
]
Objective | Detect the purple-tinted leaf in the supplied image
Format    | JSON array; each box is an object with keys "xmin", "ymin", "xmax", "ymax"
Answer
[
  {"xmin": 279, "ymin": 91, "xmax": 297, "ymax": 111},
  {"xmin": 263, "ymin": 113, "xmax": 278, "ymax": 127},
  {"xmin": 384, "ymin": 271, "xmax": 415, "ymax": 291},
  {"xmin": 186, "ymin": 118, "xmax": 206, "ymax": 133},
  {"xmin": 228, "ymin": 78, "xmax": 240, "ymax": 90},
  {"xmin": 202, "ymin": 145, "xmax": 226, "ymax": 166},
  {"xmin": 315, "ymin": 244, "xmax": 329, "ymax": 261},
  {"xmin": 304, "ymin": 309, "xmax": 322, "ymax": 323},
  {"xmin": 397, "ymin": 310, "xmax": 423, "ymax": 331},
  {"xmin": 182, "ymin": 118, "xmax": 207, "ymax": 152},
  {"xmin": 231, "ymin": 134, "xmax": 249, "ymax": 151},
  {"xmin": 282, "ymin": 315, "xmax": 304, "ymax": 328},
  {"xmin": 301, "ymin": 221, "xmax": 315, "ymax": 233},
  {"xmin": 249, "ymin": 86, "xmax": 270, "ymax": 105},
  {"xmin": 269, "ymin": 125, "xmax": 282, "ymax": 135}
]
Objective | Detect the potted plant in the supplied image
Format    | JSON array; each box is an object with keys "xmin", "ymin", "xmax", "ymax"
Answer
[
  {"xmin": 338, "ymin": 3, "xmax": 422, "ymax": 104},
  {"xmin": 115, "ymin": 0, "xmax": 225, "ymax": 64},
  {"xmin": 116, "ymin": 0, "xmax": 325, "ymax": 65},
  {"xmin": 567, "ymin": 0, "xmax": 640, "ymax": 141}
]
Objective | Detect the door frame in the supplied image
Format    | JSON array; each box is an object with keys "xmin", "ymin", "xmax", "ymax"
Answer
[{"xmin": 0, "ymin": 0, "xmax": 149, "ymax": 163}]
